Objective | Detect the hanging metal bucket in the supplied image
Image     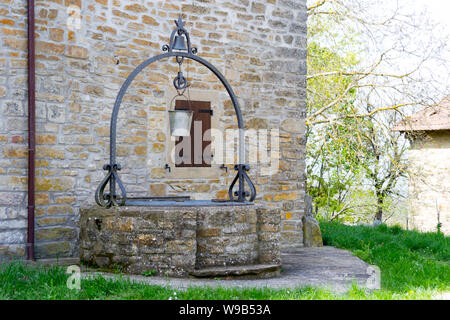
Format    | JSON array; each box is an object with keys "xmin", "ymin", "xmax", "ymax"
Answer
[{"xmin": 169, "ymin": 109, "xmax": 193, "ymax": 137}]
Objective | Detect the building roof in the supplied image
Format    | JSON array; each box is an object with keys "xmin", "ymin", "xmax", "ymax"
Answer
[{"xmin": 392, "ymin": 96, "xmax": 450, "ymax": 131}]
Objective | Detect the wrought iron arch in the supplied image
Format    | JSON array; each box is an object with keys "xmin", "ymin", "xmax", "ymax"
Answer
[{"xmin": 95, "ymin": 16, "xmax": 256, "ymax": 208}]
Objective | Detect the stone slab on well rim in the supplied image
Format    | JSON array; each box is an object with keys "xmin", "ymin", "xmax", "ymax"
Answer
[
  {"xmin": 79, "ymin": 205, "xmax": 281, "ymax": 278},
  {"xmin": 124, "ymin": 199, "xmax": 255, "ymax": 207},
  {"xmin": 189, "ymin": 264, "xmax": 281, "ymax": 279}
]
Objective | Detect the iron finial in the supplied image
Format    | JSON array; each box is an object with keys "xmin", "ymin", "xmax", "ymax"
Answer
[{"xmin": 175, "ymin": 15, "xmax": 185, "ymax": 28}]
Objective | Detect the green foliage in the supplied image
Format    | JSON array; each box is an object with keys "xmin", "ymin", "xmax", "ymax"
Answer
[
  {"xmin": 307, "ymin": 12, "xmax": 408, "ymax": 223},
  {"xmin": 141, "ymin": 269, "xmax": 156, "ymax": 277},
  {"xmin": 307, "ymin": 116, "xmax": 364, "ymax": 221},
  {"xmin": 437, "ymin": 222, "xmax": 443, "ymax": 235},
  {"xmin": 306, "ymin": 18, "xmax": 368, "ymax": 221}
]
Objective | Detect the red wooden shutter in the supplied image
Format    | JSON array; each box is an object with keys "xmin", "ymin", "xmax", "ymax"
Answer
[{"xmin": 174, "ymin": 100, "xmax": 212, "ymax": 167}]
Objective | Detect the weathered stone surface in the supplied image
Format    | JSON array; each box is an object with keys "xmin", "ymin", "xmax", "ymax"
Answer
[
  {"xmin": 0, "ymin": 244, "xmax": 25, "ymax": 259},
  {"xmin": 0, "ymin": 0, "xmax": 307, "ymax": 259},
  {"xmin": 36, "ymin": 41, "xmax": 65, "ymax": 54},
  {"xmin": 35, "ymin": 177, "xmax": 75, "ymax": 191},
  {"xmin": 407, "ymin": 131, "xmax": 450, "ymax": 235},
  {"xmin": 80, "ymin": 205, "xmax": 280, "ymax": 277},
  {"xmin": 0, "ymin": 231, "xmax": 25, "ymax": 244},
  {"xmin": 281, "ymin": 119, "xmax": 306, "ymax": 134},
  {"xmin": 36, "ymin": 227, "xmax": 76, "ymax": 241},
  {"xmin": 247, "ymin": 118, "xmax": 268, "ymax": 129},
  {"xmin": 190, "ymin": 264, "xmax": 281, "ymax": 279},
  {"xmin": 82, "ymin": 246, "xmax": 380, "ymax": 293},
  {"xmin": 302, "ymin": 216, "xmax": 323, "ymax": 247},
  {"xmin": 35, "ymin": 242, "xmax": 71, "ymax": 259},
  {"xmin": 80, "ymin": 206, "xmax": 197, "ymax": 276},
  {"xmin": 2, "ymin": 146, "xmax": 27, "ymax": 158}
]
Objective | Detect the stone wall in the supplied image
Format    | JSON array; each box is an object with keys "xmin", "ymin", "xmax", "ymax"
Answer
[
  {"xmin": 79, "ymin": 205, "xmax": 280, "ymax": 276},
  {"xmin": 408, "ymin": 131, "xmax": 450, "ymax": 235},
  {"xmin": 0, "ymin": 0, "xmax": 307, "ymax": 259},
  {"xmin": 196, "ymin": 206, "xmax": 281, "ymax": 268}
]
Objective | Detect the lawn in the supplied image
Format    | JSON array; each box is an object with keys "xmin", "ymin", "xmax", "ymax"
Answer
[
  {"xmin": 0, "ymin": 223, "xmax": 448, "ymax": 300},
  {"xmin": 320, "ymin": 222, "xmax": 449, "ymax": 295}
]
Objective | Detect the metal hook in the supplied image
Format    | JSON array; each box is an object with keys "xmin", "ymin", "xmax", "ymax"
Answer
[{"xmin": 173, "ymin": 71, "xmax": 187, "ymax": 90}]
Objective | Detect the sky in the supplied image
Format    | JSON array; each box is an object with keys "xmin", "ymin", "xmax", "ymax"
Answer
[
  {"xmin": 372, "ymin": 0, "xmax": 450, "ymax": 101},
  {"xmin": 415, "ymin": 0, "xmax": 450, "ymax": 28},
  {"xmin": 413, "ymin": 0, "xmax": 450, "ymax": 97}
]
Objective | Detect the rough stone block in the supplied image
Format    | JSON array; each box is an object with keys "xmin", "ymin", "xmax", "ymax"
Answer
[
  {"xmin": 36, "ymin": 227, "xmax": 76, "ymax": 241},
  {"xmin": 302, "ymin": 216, "xmax": 323, "ymax": 247},
  {"xmin": 79, "ymin": 205, "xmax": 281, "ymax": 277},
  {"xmin": 0, "ymin": 230, "xmax": 25, "ymax": 244}
]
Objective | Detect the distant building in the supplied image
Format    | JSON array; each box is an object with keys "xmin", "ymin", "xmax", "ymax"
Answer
[{"xmin": 393, "ymin": 96, "xmax": 450, "ymax": 234}]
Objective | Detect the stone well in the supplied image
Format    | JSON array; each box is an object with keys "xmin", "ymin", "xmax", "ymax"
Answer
[{"xmin": 79, "ymin": 205, "xmax": 281, "ymax": 278}]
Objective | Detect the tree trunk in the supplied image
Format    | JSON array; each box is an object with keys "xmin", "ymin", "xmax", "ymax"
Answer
[{"xmin": 374, "ymin": 194, "xmax": 383, "ymax": 225}]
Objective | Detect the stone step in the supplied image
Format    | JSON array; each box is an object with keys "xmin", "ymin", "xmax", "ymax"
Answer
[{"xmin": 189, "ymin": 264, "xmax": 281, "ymax": 279}]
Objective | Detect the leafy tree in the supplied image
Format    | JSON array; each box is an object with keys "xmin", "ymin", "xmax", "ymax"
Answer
[{"xmin": 306, "ymin": 0, "xmax": 449, "ymax": 223}]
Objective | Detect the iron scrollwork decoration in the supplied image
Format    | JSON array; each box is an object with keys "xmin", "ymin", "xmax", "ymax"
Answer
[
  {"xmin": 95, "ymin": 15, "xmax": 256, "ymax": 208},
  {"xmin": 95, "ymin": 164, "xmax": 126, "ymax": 207}
]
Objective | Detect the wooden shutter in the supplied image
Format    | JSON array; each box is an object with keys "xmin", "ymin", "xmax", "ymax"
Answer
[{"xmin": 174, "ymin": 100, "xmax": 212, "ymax": 167}]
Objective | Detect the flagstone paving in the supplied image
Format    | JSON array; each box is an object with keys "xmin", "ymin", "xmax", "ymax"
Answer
[{"xmin": 82, "ymin": 246, "xmax": 380, "ymax": 293}]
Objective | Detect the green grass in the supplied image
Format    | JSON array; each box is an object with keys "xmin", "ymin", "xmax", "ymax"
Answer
[
  {"xmin": 320, "ymin": 222, "xmax": 449, "ymax": 293},
  {"xmin": 0, "ymin": 261, "xmax": 436, "ymax": 300},
  {"xmin": 0, "ymin": 223, "xmax": 448, "ymax": 300}
]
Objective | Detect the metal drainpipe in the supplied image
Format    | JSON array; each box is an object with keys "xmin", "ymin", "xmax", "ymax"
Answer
[{"xmin": 27, "ymin": 0, "xmax": 36, "ymax": 260}]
